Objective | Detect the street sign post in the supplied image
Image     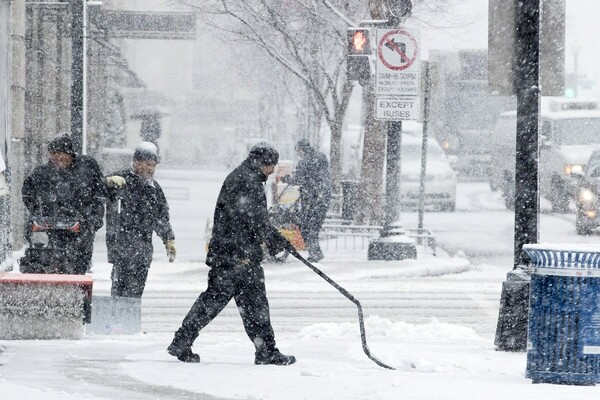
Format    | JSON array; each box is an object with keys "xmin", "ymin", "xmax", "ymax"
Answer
[
  {"xmin": 368, "ymin": 25, "xmax": 420, "ymax": 261},
  {"xmin": 375, "ymin": 27, "xmax": 421, "ymax": 121}
]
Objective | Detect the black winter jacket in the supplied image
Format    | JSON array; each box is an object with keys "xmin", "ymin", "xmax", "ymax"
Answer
[
  {"xmin": 206, "ymin": 159, "xmax": 288, "ymax": 268},
  {"xmin": 105, "ymin": 169, "xmax": 174, "ymax": 264},
  {"xmin": 287, "ymin": 148, "xmax": 331, "ymax": 211},
  {"xmin": 22, "ymin": 155, "xmax": 105, "ymax": 230}
]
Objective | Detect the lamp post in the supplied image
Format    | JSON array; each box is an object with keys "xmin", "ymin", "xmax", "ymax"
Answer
[{"xmin": 71, "ymin": 0, "xmax": 102, "ymax": 155}]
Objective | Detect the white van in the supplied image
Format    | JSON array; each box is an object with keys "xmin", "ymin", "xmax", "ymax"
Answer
[{"xmin": 490, "ymin": 98, "xmax": 600, "ymax": 211}]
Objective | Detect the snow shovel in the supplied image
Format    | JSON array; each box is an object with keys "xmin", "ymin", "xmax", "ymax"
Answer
[{"xmin": 287, "ymin": 247, "xmax": 397, "ymax": 370}]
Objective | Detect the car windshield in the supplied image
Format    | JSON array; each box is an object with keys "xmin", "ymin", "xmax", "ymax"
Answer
[
  {"xmin": 555, "ymin": 118, "xmax": 600, "ymax": 145},
  {"xmin": 402, "ymin": 142, "xmax": 446, "ymax": 162}
]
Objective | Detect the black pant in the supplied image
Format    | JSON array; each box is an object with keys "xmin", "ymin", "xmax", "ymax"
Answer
[
  {"xmin": 299, "ymin": 203, "xmax": 328, "ymax": 257},
  {"xmin": 75, "ymin": 227, "xmax": 96, "ymax": 274},
  {"xmin": 173, "ymin": 263, "xmax": 277, "ymax": 351},
  {"xmin": 111, "ymin": 261, "xmax": 151, "ymax": 298}
]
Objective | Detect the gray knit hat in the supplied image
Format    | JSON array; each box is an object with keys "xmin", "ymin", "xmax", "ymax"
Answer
[
  {"xmin": 295, "ymin": 138, "xmax": 312, "ymax": 152},
  {"xmin": 133, "ymin": 142, "xmax": 160, "ymax": 163}
]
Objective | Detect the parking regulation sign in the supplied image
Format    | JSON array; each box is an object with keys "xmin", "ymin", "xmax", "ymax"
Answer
[{"xmin": 375, "ymin": 27, "xmax": 420, "ymax": 97}]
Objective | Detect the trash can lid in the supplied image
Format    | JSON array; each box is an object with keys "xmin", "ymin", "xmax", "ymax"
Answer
[
  {"xmin": 524, "ymin": 244, "xmax": 600, "ymax": 274},
  {"xmin": 524, "ymin": 243, "xmax": 600, "ymax": 253}
]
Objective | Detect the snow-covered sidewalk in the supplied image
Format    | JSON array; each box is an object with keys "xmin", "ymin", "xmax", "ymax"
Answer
[{"xmin": 1, "ymin": 247, "xmax": 598, "ymax": 399}]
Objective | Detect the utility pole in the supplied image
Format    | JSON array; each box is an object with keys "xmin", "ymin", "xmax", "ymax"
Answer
[
  {"xmin": 494, "ymin": 0, "xmax": 541, "ymax": 352},
  {"xmin": 513, "ymin": 1, "xmax": 541, "ymax": 270},
  {"xmin": 70, "ymin": 0, "xmax": 84, "ymax": 154}
]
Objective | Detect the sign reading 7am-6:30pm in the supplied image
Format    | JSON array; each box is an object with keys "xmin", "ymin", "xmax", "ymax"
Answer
[{"xmin": 375, "ymin": 27, "xmax": 421, "ymax": 120}]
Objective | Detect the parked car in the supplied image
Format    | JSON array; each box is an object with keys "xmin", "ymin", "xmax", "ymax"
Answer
[
  {"xmin": 575, "ymin": 149, "xmax": 600, "ymax": 235},
  {"xmin": 400, "ymin": 135, "xmax": 458, "ymax": 212}
]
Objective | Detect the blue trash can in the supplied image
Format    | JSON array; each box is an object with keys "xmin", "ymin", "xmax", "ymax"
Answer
[{"xmin": 524, "ymin": 244, "xmax": 600, "ymax": 385}]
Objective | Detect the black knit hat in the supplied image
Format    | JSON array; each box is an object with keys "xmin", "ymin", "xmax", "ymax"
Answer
[
  {"xmin": 249, "ymin": 142, "xmax": 279, "ymax": 166},
  {"xmin": 133, "ymin": 142, "xmax": 160, "ymax": 163},
  {"xmin": 295, "ymin": 138, "xmax": 312, "ymax": 152},
  {"xmin": 47, "ymin": 134, "xmax": 76, "ymax": 156}
]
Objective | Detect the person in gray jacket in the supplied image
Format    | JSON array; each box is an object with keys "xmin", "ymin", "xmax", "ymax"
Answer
[{"xmin": 283, "ymin": 139, "xmax": 331, "ymax": 262}]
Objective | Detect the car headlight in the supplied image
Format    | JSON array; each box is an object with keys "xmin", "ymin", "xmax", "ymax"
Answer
[
  {"xmin": 565, "ymin": 164, "xmax": 584, "ymax": 175},
  {"xmin": 579, "ymin": 188, "xmax": 596, "ymax": 203}
]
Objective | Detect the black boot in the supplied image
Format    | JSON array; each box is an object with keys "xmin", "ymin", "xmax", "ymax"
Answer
[
  {"xmin": 307, "ymin": 251, "xmax": 323, "ymax": 263},
  {"xmin": 255, "ymin": 347, "xmax": 296, "ymax": 366},
  {"xmin": 167, "ymin": 341, "xmax": 200, "ymax": 363}
]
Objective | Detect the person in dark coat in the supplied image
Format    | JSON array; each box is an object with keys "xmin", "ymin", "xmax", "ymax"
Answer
[
  {"xmin": 167, "ymin": 142, "xmax": 296, "ymax": 365},
  {"xmin": 105, "ymin": 142, "xmax": 176, "ymax": 298},
  {"xmin": 283, "ymin": 139, "xmax": 331, "ymax": 262},
  {"xmin": 21, "ymin": 134, "xmax": 106, "ymax": 274}
]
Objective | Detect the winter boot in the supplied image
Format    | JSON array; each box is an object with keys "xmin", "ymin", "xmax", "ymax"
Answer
[
  {"xmin": 167, "ymin": 341, "xmax": 200, "ymax": 363},
  {"xmin": 307, "ymin": 249, "xmax": 324, "ymax": 263},
  {"xmin": 254, "ymin": 347, "xmax": 296, "ymax": 366}
]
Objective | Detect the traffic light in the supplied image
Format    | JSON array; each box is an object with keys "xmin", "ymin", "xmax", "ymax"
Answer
[
  {"xmin": 348, "ymin": 28, "xmax": 371, "ymax": 55},
  {"xmin": 347, "ymin": 28, "xmax": 371, "ymax": 83}
]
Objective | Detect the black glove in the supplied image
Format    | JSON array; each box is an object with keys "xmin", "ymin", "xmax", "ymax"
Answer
[
  {"xmin": 279, "ymin": 234, "xmax": 297, "ymax": 254},
  {"xmin": 267, "ymin": 231, "xmax": 295, "ymax": 256},
  {"xmin": 281, "ymin": 175, "xmax": 291, "ymax": 184}
]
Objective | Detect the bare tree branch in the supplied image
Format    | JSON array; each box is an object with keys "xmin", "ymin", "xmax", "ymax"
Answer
[{"xmin": 321, "ymin": 0, "xmax": 357, "ymax": 27}]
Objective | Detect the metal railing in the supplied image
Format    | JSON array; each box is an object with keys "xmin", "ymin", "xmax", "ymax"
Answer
[
  {"xmin": 320, "ymin": 222, "xmax": 382, "ymax": 251},
  {"xmin": 405, "ymin": 228, "xmax": 437, "ymax": 256},
  {"xmin": 319, "ymin": 220, "xmax": 437, "ymax": 255}
]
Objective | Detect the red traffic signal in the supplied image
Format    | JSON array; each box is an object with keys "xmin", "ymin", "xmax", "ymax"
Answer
[{"xmin": 347, "ymin": 28, "xmax": 371, "ymax": 55}]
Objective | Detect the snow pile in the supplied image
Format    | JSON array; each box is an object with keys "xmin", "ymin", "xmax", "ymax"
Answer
[{"xmin": 297, "ymin": 316, "xmax": 480, "ymax": 341}]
